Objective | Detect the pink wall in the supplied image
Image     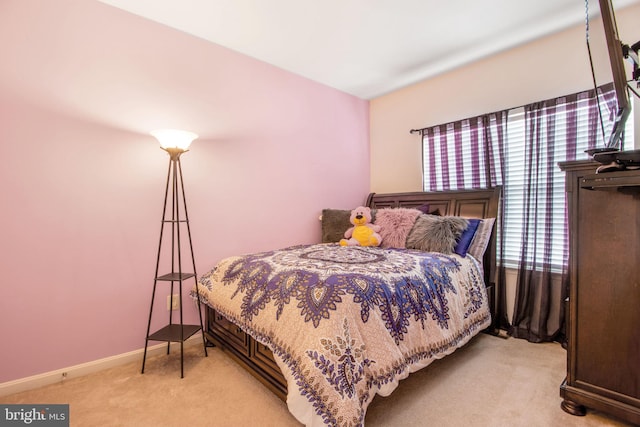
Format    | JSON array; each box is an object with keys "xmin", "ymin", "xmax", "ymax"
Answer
[{"xmin": 0, "ymin": 0, "xmax": 369, "ymax": 383}]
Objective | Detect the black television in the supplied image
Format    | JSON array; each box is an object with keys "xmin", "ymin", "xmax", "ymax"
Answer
[
  {"xmin": 589, "ymin": 0, "xmax": 640, "ymax": 171},
  {"xmin": 597, "ymin": 0, "xmax": 637, "ymax": 151}
]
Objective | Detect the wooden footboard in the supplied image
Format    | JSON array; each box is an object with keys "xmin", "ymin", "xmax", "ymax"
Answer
[{"xmin": 204, "ymin": 187, "xmax": 501, "ymax": 402}]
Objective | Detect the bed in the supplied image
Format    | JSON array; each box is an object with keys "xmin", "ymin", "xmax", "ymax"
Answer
[{"xmin": 192, "ymin": 188, "xmax": 500, "ymax": 426}]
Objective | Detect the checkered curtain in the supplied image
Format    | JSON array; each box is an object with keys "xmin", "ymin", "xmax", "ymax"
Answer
[
  {"xmin": 419, "ymin": 84, "xmax": 619, "ymax": 340},
  {"xmin": 422, "ymin": 111, "xmax": 507, "ymax": 191},
  {"xmin": 421, "ymin": 111, "xmax": 510, "ymax": 330},
  {"xmin": 510, "ymin": 84, "xmax": 618, "ymax": 342}
]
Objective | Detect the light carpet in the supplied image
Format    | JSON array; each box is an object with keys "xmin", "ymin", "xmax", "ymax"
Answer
[{"xmin": 1, "ymin": 334, "xmax": 632, "ymax": 426}]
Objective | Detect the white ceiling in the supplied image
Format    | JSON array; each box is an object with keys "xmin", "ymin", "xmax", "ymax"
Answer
[{"xmin": 97, "ymin": 0, "xmax": 639, "ymax": 99}]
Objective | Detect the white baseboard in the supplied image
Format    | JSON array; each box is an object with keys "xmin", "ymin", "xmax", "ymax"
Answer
[{"xmin": 0, "ymin": 334, "xmax": 203, "ymax": 398}]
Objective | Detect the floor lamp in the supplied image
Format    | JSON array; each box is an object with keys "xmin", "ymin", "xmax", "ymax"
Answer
[{"xmin": 141, "ymin": 129, "xmax": 208, "ymax": 378}]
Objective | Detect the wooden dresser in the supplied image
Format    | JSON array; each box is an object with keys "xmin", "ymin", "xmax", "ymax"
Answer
[{"xmin": 558, "ymin": 160, "xmax": 640, "ymax": 425}]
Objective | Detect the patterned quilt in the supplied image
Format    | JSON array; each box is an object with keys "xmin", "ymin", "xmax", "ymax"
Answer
[{"xmin": 193, "ymin": 243, "xmax": 491, "ymax": 427}]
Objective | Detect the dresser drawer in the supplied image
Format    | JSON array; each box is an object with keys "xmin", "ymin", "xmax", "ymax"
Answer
[
  {"xmin": 251, "ymin": 340, "xmax": 282, "ymax": 380},
  {"xmin": 208, "ymin": 310, "xmax": 249, "ymax": 356}
]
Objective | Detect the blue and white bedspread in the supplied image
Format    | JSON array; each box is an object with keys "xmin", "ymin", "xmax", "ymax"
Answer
[{"xmin": 193, "ymin": 243, "xmax": 491, "ymax": 427}]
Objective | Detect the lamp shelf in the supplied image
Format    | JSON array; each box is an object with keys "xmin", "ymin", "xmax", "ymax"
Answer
[
  {"xmin": 147, "ymin": 324, "xmax": 201, "ymax": 343},
  {"xmin": 156, "ymin": 272, "xmax": 195, "ymax": 281}
]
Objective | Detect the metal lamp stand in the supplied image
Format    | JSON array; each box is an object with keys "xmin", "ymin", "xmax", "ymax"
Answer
[{"xmin": 141, "ymin": 147, "xmax": 208, "ymax": 378}]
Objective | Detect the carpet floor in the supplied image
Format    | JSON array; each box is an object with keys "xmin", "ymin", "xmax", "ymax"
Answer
[{"xmin": 1, "ymin": 334, "xmax": 633, "ymax": 426}]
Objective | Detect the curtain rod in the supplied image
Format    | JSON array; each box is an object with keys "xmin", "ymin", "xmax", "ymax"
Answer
[
  {"xmin": 408, "ymin": 108, "xmax": 508, "ymax": 135},
  {"xmin": 407, "ymin": 83, "xmax": 615, "ymax": 135}
]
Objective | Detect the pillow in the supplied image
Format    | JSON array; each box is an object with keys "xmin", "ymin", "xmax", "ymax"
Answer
[
  {"xmin": 453, "ymin": 218, "xmax": 481, "ymax": 257},
  {"xmin": 321, "ymin": 209, "xmax": 352, "ymax": 243},
  {"xmin": 374, "ymin": 208, "xmax": 422, "ymax": 248},
  {"xmin": 467, "ymin": 218, "xmax": 496, "ymax": 261},
  {"xmin": 416, "ymin": 202, "xmax": 441, "ymax": 216},
  {"xmin": 415, "ymin": 203, "xmax": 431, "ymax": 214},
  {"xmin": 406, "ymin": 215, "xmax": 468, "ymax": 253}
]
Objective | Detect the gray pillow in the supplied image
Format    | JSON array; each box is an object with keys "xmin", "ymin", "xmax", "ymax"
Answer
[
  {"xmin": 406, "ymin": 215, "xmax": 468, "ymax": 254},
  {"xmin": 321, "ymin": 209, "xmax": 352, "ymax": 243}
]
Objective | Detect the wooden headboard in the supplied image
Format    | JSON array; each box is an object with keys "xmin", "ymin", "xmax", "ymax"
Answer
[{"xmin": 366, "ymin": 187, "xmax": 502, "ymax": 305}]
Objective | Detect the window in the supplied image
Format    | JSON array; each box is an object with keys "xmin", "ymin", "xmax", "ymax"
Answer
[
  {"xmin": 501, "ymin": 96, "xmax": 633, "ymax": 270},
  {"xmin": 422, "ymin": 85, "xmax": 634, "ymax": 271}
]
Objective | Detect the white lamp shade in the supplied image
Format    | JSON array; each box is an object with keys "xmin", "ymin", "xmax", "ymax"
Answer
[{"xmin": 151, "ymin": 129, "xmax": 198, "ymax": 151}]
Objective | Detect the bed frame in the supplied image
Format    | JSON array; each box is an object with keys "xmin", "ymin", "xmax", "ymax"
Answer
[{"xmin": 203, "ymin": 187, "xmax": 501, "ymax": 401}]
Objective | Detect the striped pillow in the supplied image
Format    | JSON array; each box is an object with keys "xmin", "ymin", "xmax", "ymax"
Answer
[{"xmin": 467, "ymin": 218, "xmax": 495, "ymax": 261}]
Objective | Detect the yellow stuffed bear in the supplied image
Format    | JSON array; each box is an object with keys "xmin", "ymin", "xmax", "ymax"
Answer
[{"xmin": 339, "ymin": 206, "xmax": 382, "ymax": 247}]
